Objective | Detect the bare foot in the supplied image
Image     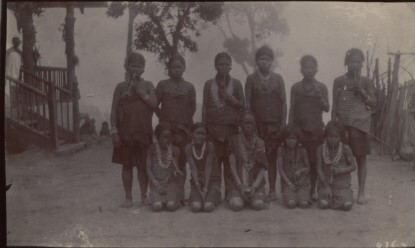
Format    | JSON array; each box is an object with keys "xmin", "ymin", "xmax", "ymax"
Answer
[
  {"xmin": 121, "ymin": 199, "xmax": 133, "ymax": 208},
  {"xmin": 268, "ymin": 192, "xmax": 278, "ymax": 202},
  {"xmin": 357, "ymin": 193, "xmax": 367, "ymax": 205}
]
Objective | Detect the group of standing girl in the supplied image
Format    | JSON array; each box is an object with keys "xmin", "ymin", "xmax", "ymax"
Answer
[{"xmin": 110, "ymin": 45, "xmax": 375, "ymax": 212}]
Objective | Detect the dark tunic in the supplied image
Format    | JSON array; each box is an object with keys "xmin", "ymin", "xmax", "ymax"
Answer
[
  {"xmin": 226, "ymin": 134, "xmax": 268, "ymax": 201},
  {"xmin": 290, "ymin": 80, "xmax": 329, "ymax": 164},
  {"xmin": 111, "ymin": 79, "xmax": 155, "ymax": 166},
  {"xmin": 203, "ymin": 76, "xmax": 245, "ymax": 143},
  {"xmin": 245, "ymin": 71, "xmax": 286, "ymax": 126},
  {"xmin": 148, "ymin": 144, "xmax": 183, "ymax": 203},
  {"xmin": 156, "ymin": 78, "xmax": 196, "ymax": 128},
  {"xmin": 188, "ymin": 142, "xmax": 221, "ymax": 204},
  {"xmin": 317, "ymin": 143, "xmax": 354, "ymax": 209},
  {"xmin": 278, "ymin": 145, "xmax": 311, "ymax": 203},
  {"xmin": 332, "ymin": 74, "xmax": 375, "ymax": 156}
]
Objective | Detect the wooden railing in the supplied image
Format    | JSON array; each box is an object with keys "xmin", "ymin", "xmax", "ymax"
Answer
[
  {"xmin": 33, "ymin": 65, "xmax": 69, "ymax": 90},
  {"xmin": 6, "ymin": 67, "xmax": 74, "ymax": 148},
  {"xmin": 5, "ymin": 75, "xmax": 59, "ymax": 149}
]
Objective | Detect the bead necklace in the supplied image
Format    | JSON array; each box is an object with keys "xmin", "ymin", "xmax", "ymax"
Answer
[
  {"xmin": 238, "ymin": 133, "xmax": 257, "ymax": 172},
  {"xmin": 322, "ymin": 142, "xmax": 343, "ymax": 183},
  {"xmin": 154, "ymin": 141, "xmax": 173, "ymax": 169},
  {"xmin": 170, "ymin": 78, "xmax": 184, "ymax": 95},
  {"xmin": 192, "ymin": 141, "xmax": 206, "ymax": 160}
]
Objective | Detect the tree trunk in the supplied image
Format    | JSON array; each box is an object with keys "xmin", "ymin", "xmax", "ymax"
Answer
[
  {"xmin": 65, "ymin": 5, "xmax": 80, "ymax": 143},
  {"xmin": 126, "ymin": 4, "xmax": 134, "ymax": 56},
  {"xmin": 21, "ymin": 6, "xmax": 35, "ymax": 77}
]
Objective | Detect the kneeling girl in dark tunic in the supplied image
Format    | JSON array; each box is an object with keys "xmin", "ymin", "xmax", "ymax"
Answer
[
  {"xmin": 317, "ymin": 121, "xmax": 356, "ymax": 211},
  {"xmin": 186, "ymin": 123, "xmax": 221, "ymax": 212},
  {"xmin": 227, "ymin": 112, "xmax": 268, "ymax": 211},
  {"xmin": 278, "ymin": 124, "xmax": 311, "ymax": 209},
  {"xmin": 147, "ymin": 123, "xmax": 184, "ymax": 212},
  {"xmin": 111, "ymin": 52, "xmax": 157, "ymax": 208}
]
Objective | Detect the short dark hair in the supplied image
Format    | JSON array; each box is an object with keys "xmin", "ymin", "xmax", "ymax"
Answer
[
  {"xmin": 124, "ymin": 52, "xmax": 145, "ymax": 69},
  {"xmin": 191, "ymin": 122, "xmax": 206, "ymax": 133},
  {"xmin": 300, "ymin": 55, "xmax": 318, "ymax": 67},
  {"xmin": 256, "ymin": 45, "xmax": 274, "ymax": 61},
  {"xmin": 324, "ymin": 121, "xmax": 345, "ymax": 140},
  {"xmin": 214, "ymin": 52, "xmax": 232, "ymax": 66},
  {"xmin": 154, "ymin": 122, "xmax": 173, "ymax": 140},
  {"xmin": 168, "ymin": 53, "xmax": 186, "ymax": 68},
  {"xmin": 281, "ymin": 123, "xmax": 303, "ymax": 143},
  {"xmin": 344, "ymin": 48, "xmax": 364, "ymax": 66}
]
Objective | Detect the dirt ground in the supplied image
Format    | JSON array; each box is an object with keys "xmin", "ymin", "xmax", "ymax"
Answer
[{"xmin": 5, "ymin": 137, "xmax": 415, "ymax": 247}]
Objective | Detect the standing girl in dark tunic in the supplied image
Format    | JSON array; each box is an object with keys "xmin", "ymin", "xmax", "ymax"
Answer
[
  {"xmin": 202, "ymin": 52, "xmax": 245, "ymax": 201},
  {"xmin": 155, "ymin": 54, "xmax": 196, "ymax": 173},
  {"xmin": 111, "ymin": 52, "xmax": 157, "ymax": 208},
  {"xmin": 227, "ymin": 112, "xmax": 268, "ymax": 211},
  {"xmin": 278, "ymin": 124, "xmax": 311, "ymax": 209},
  {"xmin": 185, "ymin": 123, "xmax": 221, "ymax": 212},
  {"xmin": 147, "ymin": 123, "xmax": 184, "ymax": 212},
  {"xmin": 316, "ymin": 121, "xmax": 356, "ymax": 210},
  {"xmin": 245, "ymin": 45, "xmax": 287, "ymax": 202},
  {"xmin": 332, "ymin": 48, "xmax": 376, "ymax": 204},
  {"xmin": 289, "ymin": 55, "xmax": 330, "ymax": 201}
]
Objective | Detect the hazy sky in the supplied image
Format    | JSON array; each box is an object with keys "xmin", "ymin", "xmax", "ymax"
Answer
[{"xmin": 6, "ymin": 2, "xmax": 415, "ymax": 125}]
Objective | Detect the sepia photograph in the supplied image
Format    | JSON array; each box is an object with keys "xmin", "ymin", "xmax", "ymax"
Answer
[{"xmin": 3, "ymin": 1, "xmax": 415, "ymax": 247}]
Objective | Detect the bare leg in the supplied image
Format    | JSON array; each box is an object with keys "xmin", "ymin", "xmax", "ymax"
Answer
[
  {"xmin": 267, "ymin": 148, "xmax": 278, "ymax": 201},
  {"xmin": 121, "ymin": 164, "xmax": 133, "ymax": 208},
  {"xmin": 356, "ymin": 156, "xmax": 368, "ymax": 204},
  {"xmin": 251, "ymin": 200, "xmax": 265, "ymax": 211},
  {"xmin": 309, "ymin": 161, "xmax": 318, "ymax": 201},
  {"xmin": 136, "ymin": 165, "xmax": 149, "ymax": 205}
]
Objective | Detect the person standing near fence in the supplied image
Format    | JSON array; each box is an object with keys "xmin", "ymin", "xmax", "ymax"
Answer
[
  {"xmin": 5, "ymin": 37, "xmax": 22, "ymax": 108},
  {"xmin": 245, "ymin": 45, "xmax": 287, "ymax": 202},
  {"xmin": 289, "ymin": 55, "xmax": 330, "ymax": 201},
  {"xmin": 111, "ymin": 52, "xmax": 157, "ymax": 208},
  {"xmin": 202, "ymin": 52, "xmax": 245, "ymax": 201},
  {"xmin": 331, "ymin": 48, "xmax": 376, "ymax": 205}
]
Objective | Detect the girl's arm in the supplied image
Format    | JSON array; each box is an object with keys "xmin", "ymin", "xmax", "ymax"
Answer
[
  {"xmin": 277, "ymin": 147, "xmax": 293, "ymax": 185},
  {"xmin": 288, "ymin": 84, "xmax": 296, "ymax": 124},
  {"xmin": 136, "ymin": 81, "xmax": 157, "ymax": 110},
  {"xmin": 172, "ymin": 146, "xmax": 182, "ymax": 175},
  {"xmin": 146, "ymin": 146, "xmax": 158, "ymax": 185},
  {"xmin": 185, "ymin": 144, "xmax": 201, "ymax": 190},
  {"xmin": 154, "ymin": 81, "xmax": 163, "ymax": 118},
  {"xmin": 363, "ymin": 80, "xmax": 376, "ymax": 108},
  {"xmin": 110, "ymin": 84, "xmax": 120, "ymax": 129},
  {"xmin": 202, "ymin": 81, "xmax": 209, "ymax": 125},
  {"xmin": 331, "ymin": 79, "xmax": 339, "ymax": 121},
  {"xmin": 335, "ymin": 145, "xmax": 357, "ymax": 174},
  {"xmin": 204, "ymin": 142, "xmax": 215, "ymax": 190},
  {"xmin": 301, "ymin": 148, "xmax": 311, "ymax": 175},
  {"xmin": 252, "ymin": 168, "xmax": 265, "ymax": 190},
  {"xmin": 321, "ymin": 84, "xmax": 330, "ymax": 112},
  {"xmin": 280, "ymin": 76, "xmax": 288, "ymax": 126},
  {"xmin": 245, "ymin": 76, "xmax": 252, "ymax": 111},
  {"xmin": 190, "ymin": 84, "xmax": 197, "ymax": 118},
  {"xmin": 225, "ymin": 80, "xmax": 245, "ymax": 110},
  {"xmin": 316, "ymin": 145, "xmax": 329, "ymax": 188},
  {"xmin": 229, "ymin": 153, "xmax": 242, "ymax": 189}
]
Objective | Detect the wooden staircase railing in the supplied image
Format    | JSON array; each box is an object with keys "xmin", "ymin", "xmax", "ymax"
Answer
[{"xmin": 6, "ymin": 67, "xmax": 73, "ymax": 149}]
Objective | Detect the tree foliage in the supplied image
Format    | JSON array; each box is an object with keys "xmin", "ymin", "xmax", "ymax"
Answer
[
  {"xmin": 7, "ymin": 2, "xmax": 44, "ymax": 32},
  {"xmin": 218, "ymin": 2, "xmax": 289, "ymax": 75},
  {"xmin": 132, "ymin": 2, "xmax": 223, "ymax": 65}
]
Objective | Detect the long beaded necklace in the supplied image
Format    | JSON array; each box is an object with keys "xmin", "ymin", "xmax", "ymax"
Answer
[
  {"xmin": 170, "ymin": 78, "xmax": 183, "ymax": 95},
  {"xmin": 192, "ymin": 141, "xmax": 206, "ymax": 161},
  {"xmin": 154, "ymin": 141, "xmax": 173, "ymax": 169},
  {"xmin": 238, "ymin": 133, "xmax": 257, "ymax": 173},
  {"xmin": 322, "ymin": 142, "xmax": 343, "ymax": 183}
]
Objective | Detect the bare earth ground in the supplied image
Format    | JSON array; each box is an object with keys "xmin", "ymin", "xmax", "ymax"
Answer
[{"xmin": 5, "ymin": 137, "xmax": 415, "ymax": 247}]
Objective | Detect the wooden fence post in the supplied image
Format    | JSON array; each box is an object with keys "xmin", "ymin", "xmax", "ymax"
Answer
[{"xmin": 47, "ymin": 83, "xmax": 58, "ymax": 150}]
